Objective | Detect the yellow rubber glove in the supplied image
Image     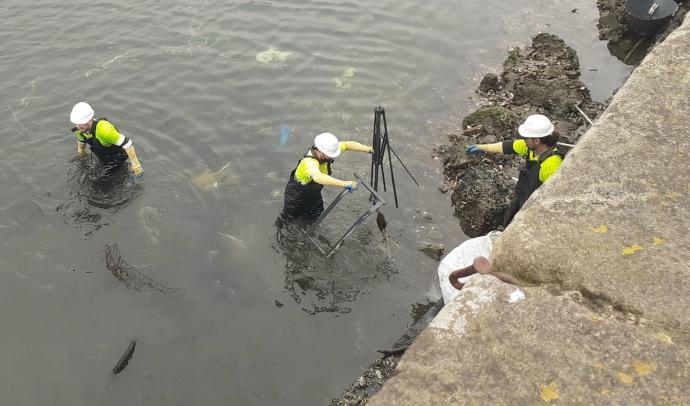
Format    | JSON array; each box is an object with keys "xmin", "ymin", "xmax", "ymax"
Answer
[
  {"xmin": 478, "ymin": 142, "xmax": 504, "ymax": 153},
  {"xmin": 77, "ymin": 141, "xmax": 86, "ymax": 155},
  {"xmin": 125, "ymin": 146, "xmax": 144, "ymax": 178},
  {"xmin": 341, "ymin": 141, "xmax": 373, "ymax": 153},
  {"xmin": 466, "ymin": 142, "xmax": 503, "ymax": 155},
  {"xmin": 311, "ymin": 171, "xmax": 350, "ymax": 188}
]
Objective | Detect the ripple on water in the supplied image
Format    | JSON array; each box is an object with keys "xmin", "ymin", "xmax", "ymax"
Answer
[{"xmin": 0, "ymin": 0, "xmax": 632, "ymax": 403}]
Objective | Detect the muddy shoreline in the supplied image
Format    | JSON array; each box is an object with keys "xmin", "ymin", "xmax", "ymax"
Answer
[{"xmin": 330, "ymin": 2, "xmax": 688, "ymax": 404}]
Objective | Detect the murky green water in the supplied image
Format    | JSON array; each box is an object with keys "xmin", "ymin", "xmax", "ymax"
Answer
[{"xmin": 0, "ymin": 0, "xmax": 630, "ymax": 404}]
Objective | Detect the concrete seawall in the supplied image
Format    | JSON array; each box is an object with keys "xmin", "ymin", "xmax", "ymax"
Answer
[{"xmin": 368, "ymin": 14, "xmax": 690, "ymax": 406}]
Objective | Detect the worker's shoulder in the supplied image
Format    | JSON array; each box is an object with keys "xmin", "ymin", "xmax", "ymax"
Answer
[
  {"xmin": 96, "ymin": 119, "xmax": 119, "ymax": 134},
  {"xmin": 542, "ymin": 152, "xmax": 562, "ymax": 167},
  {"xmin": 298, "ymin": 155, "xmax": 320, "ymax": 167},
  {"xmin": 510, "ymin": 139, "xmax": 528, "ymax": 155}
]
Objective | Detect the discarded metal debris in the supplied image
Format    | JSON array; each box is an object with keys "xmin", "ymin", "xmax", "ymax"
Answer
[
  {"xmin": 112, "ymin": 339, "xmax": 137, "ymax": 374},
  {"xmin": 448, "ymin": 256, "xmax": 521, "ymax": 291},
  {"xmin": 104, "ymin": 244, "xmax": 177, "ymax": 294},
  {"xmin": 575, "ymin": 105, "xmax": 594, "ymax": 126}
]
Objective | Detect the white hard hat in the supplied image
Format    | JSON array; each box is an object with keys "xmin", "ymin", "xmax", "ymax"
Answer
[
  {"xmin": 314, "ymin": 132, "xmax": 341, "ymax": 158},
  {"xmin": 70, "ymin": 102, "xmax": 94, "ymax": 125},
  {"xmin": 518, "ymin": 114, "xmax": 554, "ymax": 138}
]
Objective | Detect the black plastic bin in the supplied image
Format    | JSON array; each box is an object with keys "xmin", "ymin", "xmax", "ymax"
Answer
[{"xmin": 625, "ymin": 0, "xmax": 678, "ymax": 36}]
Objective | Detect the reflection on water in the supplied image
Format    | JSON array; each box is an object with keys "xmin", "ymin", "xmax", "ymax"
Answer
[
  {"xmin": 273, "ymin": 217, "xmax": 399, "ymax": 315},
  {"xmin": 56, "ymin": 154, "xmax": 142, "ymax": 235}
]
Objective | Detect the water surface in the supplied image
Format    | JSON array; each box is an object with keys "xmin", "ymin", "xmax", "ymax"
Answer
[{"xmin": 0, "ymin": 0, "xmax": 630, "ymax": 404}]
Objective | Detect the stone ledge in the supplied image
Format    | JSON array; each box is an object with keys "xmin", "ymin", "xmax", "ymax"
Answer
[
  {"xmin": 370, "ymin": 12, "xmax": 690, "ymax": 405},
  {"xmin": 369, "ymin": 276, "xmax": 690, "ymax": 405},
  {"xmin": 490, "ymin": 12, "xmax": 690, "ymax": 345}
]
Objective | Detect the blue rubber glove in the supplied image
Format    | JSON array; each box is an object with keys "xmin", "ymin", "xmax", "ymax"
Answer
[
  {"xmin": 465, "ymin": 145, "xmax": 485, "ymax": 155},
  {"xmin": 344, "ymin": 181, "xmax": 357, "ymax": 192}
]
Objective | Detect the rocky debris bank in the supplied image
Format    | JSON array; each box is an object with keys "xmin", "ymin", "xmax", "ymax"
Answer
[
  {"xmin": 597, "ymin": 0, "xmax": 690, "ymax": 64},
  {"xmin": 435, "ymin": 33, "xmax": 604, "ymax": 237}
]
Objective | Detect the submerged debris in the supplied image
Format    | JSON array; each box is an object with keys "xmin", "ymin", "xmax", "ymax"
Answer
[
  {"xmin": 112, "ymin": 339, "xmax": 137, "ymax": 374},
  {"xmin": 104, "ymin": 244, "xmax": 177, "ymax": 294},
  {"xmin": 191, "ymin": 162, "xmax": 237, "ymax": 191},
  {"xmin": 417, "ymin": 241, "xmax": 445, "ymax": 261},
  {"xmin": 255, "ymin": 48, "xmax": 290, "ymax": 64},
  {"xmin": 375, "ymin": 211, "xmax": 387, "ymax": 234}
]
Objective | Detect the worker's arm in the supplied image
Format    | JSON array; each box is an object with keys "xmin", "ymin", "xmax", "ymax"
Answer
[
  {"xmin": 71, "ymin": 126, "xmax": 88, "ymax": 155},
  {"xmin": 305, "ymin": 160, "xmax": 356, "ymax": 190},
  {"xmin": 501, "ymin": 139, "xmax": 528, "ymax": 157},
  {"xmin": 98, "ymin": 121, "xmax": 144, "ymax": 178},
  {"xmin": 311, "ymin": 172, "xmax": 355, "ymax": 189},
  {"xmin": 465, "ymin": 142, "xmax": 504, "ymax": 154},
  {"xmin": 124, "ymin": 145, "xmax": 144, "ymax": 178},
  {"xmin": 340, "ymin": 141, "xmax": 374, "ymax": 153}
]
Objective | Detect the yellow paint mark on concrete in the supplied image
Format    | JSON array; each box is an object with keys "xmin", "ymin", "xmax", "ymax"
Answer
[
  {"xmin": 652, "ymin": 236, "xmax": 664, "ymax": 246},
  {"xmin": 622, "ymin": 244, "xmax": 642, "ymax": 255},
  {"xmin": 594, "ymin": 362, "xmax": 605, "ymax": 369},
  {"xmin": 632, "ymin": 361, "xmax": 656, "ymax": 376},
  {"xmin": 664, "ymin": 192, "xmax": 682, "ymax": 200},
  {"xmin": 660, "ymin": 395, "xmax": 688, "ymax": 402},
  {"xmin": 617, "ymin": 372, "xmax": 634, "ymax": 384},
  {"xmin": 655, "ymin": 333, "xmax": 673, "ymax": 344},
  {"xmin": 540, "ymin": 383, "xmax": 560, "ymax": 402},
  {"xmin": 591, "ymin": 315, "xmax": 602, "ymax": 323},
  {"xmin": 591, "ymin": 225, "xmax": 608, "ymax": 233},
  {"xmin": 600, "ymin": 388, "xmax": 610, "ymax": 396}
]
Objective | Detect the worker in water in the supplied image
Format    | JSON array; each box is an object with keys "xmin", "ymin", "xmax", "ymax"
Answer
[
  {"xmin": 465, "ymin": 114, "xmax": 563, "ymax": 226},
  {"xmin": 69, "ymin": 102, "xmax": 144, "ymax": 181},
  {"xmin": 280, "ymin": 132, "xmax": 373, "ymax": 222}
]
